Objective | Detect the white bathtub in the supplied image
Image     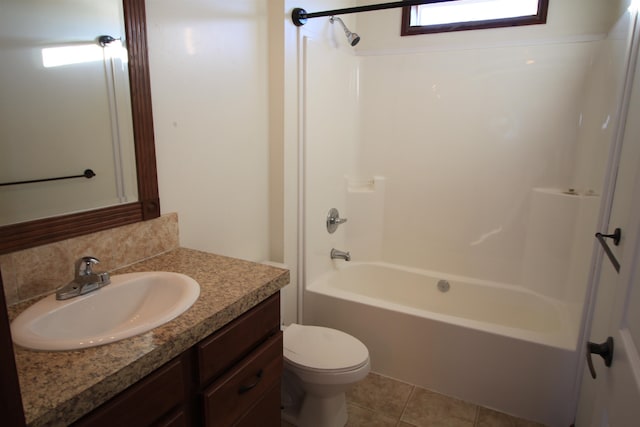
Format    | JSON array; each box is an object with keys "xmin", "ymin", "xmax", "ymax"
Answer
[{"xmin": 303, "ymin": 262, "xmax": 581, "ymax": 427}]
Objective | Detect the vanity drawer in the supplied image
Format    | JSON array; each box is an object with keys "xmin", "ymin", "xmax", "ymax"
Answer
[
  {"xmin": 202, "ymin": 332, "xmax": 283, "ymax": 427},
  {"xmin": 198, "ymin": 293, "xmax": 280, "ymax": 384}
]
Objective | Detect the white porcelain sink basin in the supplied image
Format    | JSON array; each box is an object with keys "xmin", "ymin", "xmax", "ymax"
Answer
[{"xmin": 11, "ymin": 272, "xmax": 200, "ymax": 351}]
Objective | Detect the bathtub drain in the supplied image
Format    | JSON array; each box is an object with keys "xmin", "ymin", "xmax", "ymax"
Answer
[{"xmin": 437, "ymin": 279, "xmax": 450, "ymax": 293}]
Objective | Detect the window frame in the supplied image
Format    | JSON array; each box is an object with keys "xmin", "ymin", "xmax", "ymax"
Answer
[{"xmin": 401, "ymin": 0, "xmax": 549, "ymax": 36}]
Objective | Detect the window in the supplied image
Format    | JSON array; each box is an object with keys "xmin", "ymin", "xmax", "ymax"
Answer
[{"xmin": 401, "ymin": 0, "xmax": 548, "ymax": 36}]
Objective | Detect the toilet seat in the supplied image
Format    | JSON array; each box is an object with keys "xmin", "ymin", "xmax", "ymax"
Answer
[{"xmin": 283, "ymin": 324, "xmax": 369, "ymax": 373}]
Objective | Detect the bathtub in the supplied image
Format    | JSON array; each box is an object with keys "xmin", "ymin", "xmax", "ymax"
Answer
[{"xmin": 303, "ymin": 262, "xmax": 581, "ymax": 427}]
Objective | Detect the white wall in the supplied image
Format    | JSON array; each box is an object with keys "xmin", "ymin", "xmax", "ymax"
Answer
[
  {"xmin": 147, "ymin": 0, "xmax": 271, "ymax": 261},
  {"xmin": 144, "ymin": 0, "xmax": 626, "ymax": 324}
]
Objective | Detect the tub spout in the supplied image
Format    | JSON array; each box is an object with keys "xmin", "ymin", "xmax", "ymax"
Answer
[{"xmin": 331, "ymin": 248, "xmax": 351, "ymax": 261}]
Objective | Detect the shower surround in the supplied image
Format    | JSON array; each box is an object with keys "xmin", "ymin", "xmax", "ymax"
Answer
[{"xmin": 292, "ymin": 0, "xmax": 630, "ymax": 425}]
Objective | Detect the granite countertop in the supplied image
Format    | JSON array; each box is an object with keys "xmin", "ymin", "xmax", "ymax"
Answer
[{"xmin": 9, "ymin": 247, "xmax": 290, "ymax": 427}]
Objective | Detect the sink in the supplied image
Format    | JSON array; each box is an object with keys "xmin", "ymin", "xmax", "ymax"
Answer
[{"xmin": 11, "ymin": 272, "xmax": 200, "ymax": 351}]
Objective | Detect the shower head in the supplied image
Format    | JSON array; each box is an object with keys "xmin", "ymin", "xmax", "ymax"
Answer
[{"xmin": 330, "ymin": 16, "xmax": 360, "ymax": 47}]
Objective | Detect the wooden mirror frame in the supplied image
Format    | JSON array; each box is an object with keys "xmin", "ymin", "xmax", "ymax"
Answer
[{"xmin": 0, "ymin": 0, "xmax": 159, "ymax": 255}]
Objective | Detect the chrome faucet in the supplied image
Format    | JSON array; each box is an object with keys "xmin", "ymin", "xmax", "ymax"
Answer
[
  {"xmin": 330, "ymin": 248, "xmax": 351, "ymax": 261},
  {"xmin": 56, "ymin": 256, "xmax": 111, "ymax": 300}
]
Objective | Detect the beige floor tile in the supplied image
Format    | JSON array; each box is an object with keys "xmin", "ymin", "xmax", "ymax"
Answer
[
  {"xmin": 476, "ymin": 407, "xmax": 548, "ymax": 427},
  {"xmin": 284, "ymin": 372, "xmax": 547, "ymax": 427},
  {"xmin": 346, "ymin": 372, "xmax": 414, "ymax": 420},
  {"xmin": 401, "ymin": 387, "xmax": 478, "ymax": 427},
  {"xmin": 346, "ymin": 403, "xmax": 399, "ymax": 427}
]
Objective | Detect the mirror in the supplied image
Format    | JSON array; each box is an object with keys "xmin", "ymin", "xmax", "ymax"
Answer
[
  {"xmin": 0, "ymin": 0, "xmax": 159, "ymax": 255},
  {"xmin": 0, "ymin": 0, "xmax": 138, "ymax": 226}
]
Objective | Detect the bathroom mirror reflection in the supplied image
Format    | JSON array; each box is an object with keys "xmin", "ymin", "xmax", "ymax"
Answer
[
  {"xmin": 0, "ymin": 0, "xmax": 138, "ymax": 226},
  {"xmin": 0, "ymin": 0, "xmax": 159, "ymax": 254}
]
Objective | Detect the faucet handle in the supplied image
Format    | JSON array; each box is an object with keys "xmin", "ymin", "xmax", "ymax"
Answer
[
  {"xmin": 327, "ymin": 208, "xmax": 348, "ymax": 234},
  {"xmin": 75, "ymin": 256, "xmax": 100, "ymax": 277}
]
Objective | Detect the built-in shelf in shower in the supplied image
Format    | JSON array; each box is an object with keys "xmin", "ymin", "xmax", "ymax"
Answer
[{"xmin": 347, "ymin": 176, "xmax": 385, "ymax": 193}]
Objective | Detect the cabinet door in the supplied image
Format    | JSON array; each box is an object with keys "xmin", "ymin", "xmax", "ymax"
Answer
[
  {"xmin": 233, "ymin": 384, "xmax": 281, "ymax": 427},
  {"xmin": 72, "ymin": 355, "xmax": 189, "ymax": 427},
  {"xmin": 203, "ymin": 333, "xmax": 283, "ymax": 427}
]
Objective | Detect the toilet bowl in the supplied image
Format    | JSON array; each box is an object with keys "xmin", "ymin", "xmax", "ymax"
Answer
[{"xmin": 281, "ymin": 323, "xmax": 370, "ymax": 427}]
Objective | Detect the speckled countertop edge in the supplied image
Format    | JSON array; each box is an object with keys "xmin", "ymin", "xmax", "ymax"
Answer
[{"xmin": 8, "ymin": 248, "xmax": 290, "ymax": 427}]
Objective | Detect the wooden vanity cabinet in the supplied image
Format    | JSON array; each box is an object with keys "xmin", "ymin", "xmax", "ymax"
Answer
[{"xmin": 73, "ymin": 293, "xmax": 282, "ymax": 427}]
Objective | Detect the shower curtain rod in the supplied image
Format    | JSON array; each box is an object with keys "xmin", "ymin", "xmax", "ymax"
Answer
[{"xmin": 292, "ymin": 0, "xmax": 454, "ymax": 26}]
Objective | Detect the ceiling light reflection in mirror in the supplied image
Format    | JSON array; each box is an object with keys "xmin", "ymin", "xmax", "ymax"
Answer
[{"xmin": 42, "ymin": 39, "xmax": 127, "ymax": 69}]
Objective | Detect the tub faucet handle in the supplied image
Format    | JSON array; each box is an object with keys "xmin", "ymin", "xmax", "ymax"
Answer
[{"xmin": 327, "ymin": 208, "xmax": 348, "ymax": 234}]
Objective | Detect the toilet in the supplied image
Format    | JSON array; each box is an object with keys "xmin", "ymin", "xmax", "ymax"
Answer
[{"xmin": 281, "ymin": 323, "xmax": 370, "ymax": 427}]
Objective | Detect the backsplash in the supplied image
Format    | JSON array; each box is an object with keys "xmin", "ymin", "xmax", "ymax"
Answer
[{"xmin": 0, "ymin": 213, "xmax": 179, "ymax": 305}]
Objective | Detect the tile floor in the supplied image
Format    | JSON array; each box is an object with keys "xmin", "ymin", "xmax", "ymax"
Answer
[{"xmin": 282, "ymin": 372, "xmax": 547, "ymax": 427}]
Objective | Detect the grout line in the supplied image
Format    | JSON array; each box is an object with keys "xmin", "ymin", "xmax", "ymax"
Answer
[
  {"xmin": 473, "ymin": 405, "xmax": 480, "ymax": 426},
  {"xmin": 396, "ymin": 385, "xmax": 415, "ymax": 427}
]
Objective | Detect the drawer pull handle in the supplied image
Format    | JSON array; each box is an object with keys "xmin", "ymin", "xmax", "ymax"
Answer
[{"xmin": 238, "ymin": 369, "xmax": 263, "ymax": 394}]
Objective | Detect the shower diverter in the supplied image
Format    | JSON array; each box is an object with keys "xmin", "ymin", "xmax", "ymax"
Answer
[{"xmin": 327, "ymin": 208, "xmax": 348, "ymax": 233}]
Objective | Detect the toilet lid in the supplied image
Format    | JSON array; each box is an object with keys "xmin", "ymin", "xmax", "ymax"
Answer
[{"xmin": 283, "ymin": 324, "xmax": 369, "ymax": 371}]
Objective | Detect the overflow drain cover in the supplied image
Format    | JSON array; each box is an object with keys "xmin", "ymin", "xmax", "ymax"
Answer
[{"xmin": 437, "ymin": 279, "xmax": 450, "ymax": 293}]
